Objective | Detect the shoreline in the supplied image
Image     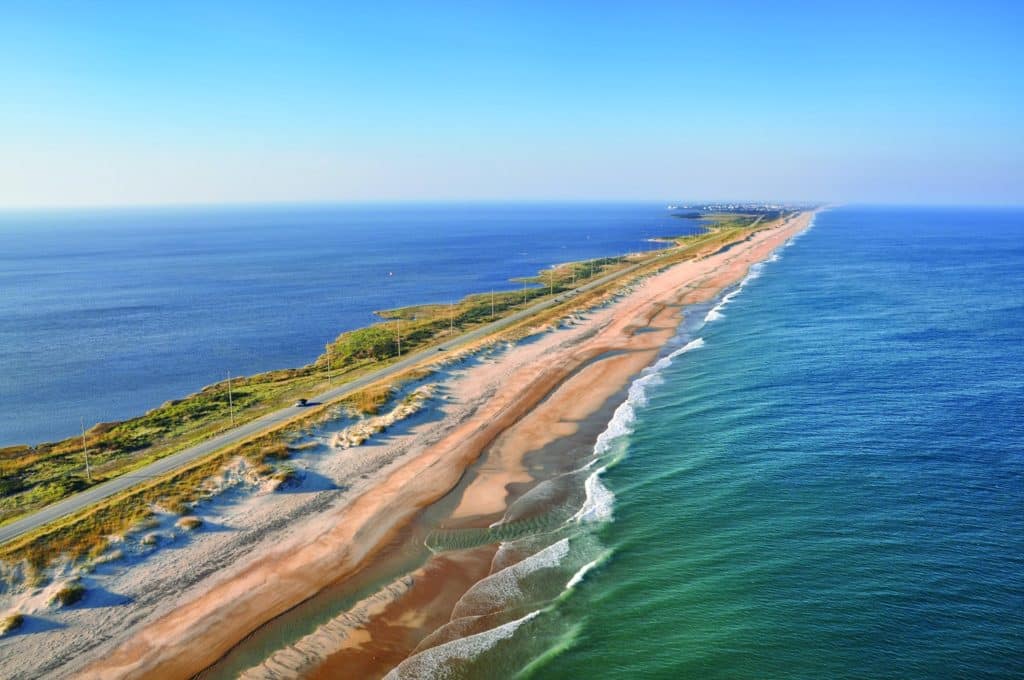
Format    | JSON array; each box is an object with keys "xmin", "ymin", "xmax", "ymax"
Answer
[{"xmin": 72, "ymin": 211, "xmax": 813, "ymax": 679}]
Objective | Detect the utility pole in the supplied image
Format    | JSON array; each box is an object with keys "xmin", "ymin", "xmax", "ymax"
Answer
[
  {"xmin": 549, "ymin": 267, "xmax": 554, "ymax": 296},
  {"xmin": 396, "ymin": 317, "xmax": 402, "ymax": 357},
  {"xmin": 450, "ymin": 301, "xmax": 455, "ymax": 334},
  {"xmin": 227, "ymin": 372, "xmax": 235, "ymax": 426},
  {"xmin": 80, "ymin": 417, "xmax": 92, "ymax": 484},
  {"xmin": 327, "ymin": 345, "xmax": 333, "ymax": 385},
  {"xmin": 491, "ymin": 290, "xmax": 495, "ymax": 319}
]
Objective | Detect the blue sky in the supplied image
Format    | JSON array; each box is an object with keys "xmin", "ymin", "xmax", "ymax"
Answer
[{"xmin": 1, "ymin": 1, "xmax": 1021, "ymax": 207}]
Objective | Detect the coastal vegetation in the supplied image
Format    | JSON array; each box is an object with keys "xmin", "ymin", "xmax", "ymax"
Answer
[
  {"xmin": 0, "ymin": 212, "xmax": 793, "ymax": 569},
  {"xmin": 175, "ymin": 516, "xmax": 203, "ymax": 531},
  {"xmin": 50, "ymin": 581, "xmax": 85, "ymax": 607},
  {"xmin": 0, "ymin": 253, "xmax": 635, "ymax": 529},
  {"xmin": 345, "ymin": 383, "xmax": 394, "ymax": 415},
  {"xmin": 0, "ymin": 612, "xmax": 23, "ymax": 636},
  {"xmin": 0, "ymin": 429, "xmax": 294, "ymax": 569}
]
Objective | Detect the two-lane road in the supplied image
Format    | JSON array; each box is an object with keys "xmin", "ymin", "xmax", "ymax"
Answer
[{"xmin": 0, "ymin": 248, "xmax": 667, "ymax": 547}]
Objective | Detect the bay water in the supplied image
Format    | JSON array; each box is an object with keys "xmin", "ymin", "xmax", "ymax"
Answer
[{"xmin": 0, "ymin": 202, "xmax": 686, "ymax": 445}]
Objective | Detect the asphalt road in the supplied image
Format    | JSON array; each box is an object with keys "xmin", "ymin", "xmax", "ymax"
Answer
[{"xmin": 0, "ymin": 248, "xmax": 666, "ymax": 547}]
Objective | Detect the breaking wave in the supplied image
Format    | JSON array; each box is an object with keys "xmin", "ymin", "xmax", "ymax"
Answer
[
  {"xmin": 571, "ymin": 467, "xmax": 615, "ymax": 523},
  {"xmin": 571, "ymin": 335, "xmax": 706, "ymax": 525},
  {"xmin": 385, "ymin": 610, "xmax": 541, "ymax": 680},
  {"xmin": 566, "ymin": 551, "xmax": 609, "ymax": 589},
  {"xmin": 451, "ymin": 539, "xmax": 570, "ymax": 619},
  {"xmin": 704, "ymin": 235, "xmax": 792, "ymax": 323}
]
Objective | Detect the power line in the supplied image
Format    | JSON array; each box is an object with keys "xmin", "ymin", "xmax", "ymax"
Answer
[
  {"xmin": 227, "ymin": 372, "xmax": 235, "ymax": 426},
  {"xmin": 80, "ymin": 416, "xmax": 92, "ymax": 484},
  {"xmin": 327, "ymin": 344, "xmax": 333, "ymax": 385}
]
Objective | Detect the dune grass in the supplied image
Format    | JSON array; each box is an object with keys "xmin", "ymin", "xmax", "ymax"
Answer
[
  {"xmin": 51, "ymin": 581, "xmax": 85, "ymax": 607},
  {"xmin": 1, "ymin": 612, "xmax": 23, "ymax": 635},
  {"xmin": 175, "ymin": 516, "xmax": 203, "ymax": 531}
]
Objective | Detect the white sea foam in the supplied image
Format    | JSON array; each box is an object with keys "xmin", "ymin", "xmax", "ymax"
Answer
[
  {"xmin": 572, "ymin": 468, "xmax": 614, "ymax": 523},
  {"xmin": 592, "ymin": 398, "xmax": 637, "ymax": 456},
  {"xmin": 648, "ymin": 336, "xmax": 706, "ymax": 373},
  {"xmin": 704, "ymin": 245, "xmax": 781, "ymax": 322},
  {"xmin": 385, "ymin": 610, "xmax": 541, "ymax": 680},
  {"xmin": 705, "ymin": 285, "xmax": 742, "ymax": 322},
  {"xmin": 566, "ymin": 558, "xmax": 600, "ymax": 589},
  {"xmin": 670, "ymin": 336, "xmax": 705, "ymax": 357},
  {"xmin": 452, "ymin": 539, "xmax": 570, "ymax": 619},
  {"xmin": 785, "ymin": 214, "xmax": 815, "ymax": 247},
  {"xmin": 573, "ymin": 335, "xmax": 707, "ymax": 525}
]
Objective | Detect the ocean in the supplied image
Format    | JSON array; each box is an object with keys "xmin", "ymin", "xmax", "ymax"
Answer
[
  {"xmin": 380, "ymin": 206, "xmax": 1024, "ymax": 678},
  {"xmin": 0, "ymin": 203, "xmax": 689, "ymax": 446}
]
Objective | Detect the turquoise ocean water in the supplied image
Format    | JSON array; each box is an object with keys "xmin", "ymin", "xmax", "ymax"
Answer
[{"xmin": 397, "ymin": 207, "xmax": 1023, "ymax": 679}]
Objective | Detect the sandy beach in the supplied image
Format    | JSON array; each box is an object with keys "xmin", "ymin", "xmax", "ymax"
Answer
[{"xmin": 0, "ymin": 212, "xmax": 811, "ymax": 679}]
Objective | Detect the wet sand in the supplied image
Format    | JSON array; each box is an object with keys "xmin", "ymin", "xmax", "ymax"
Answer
[
  {"xmin": 79, "ymin": 212, "xmax": 813, "ymax": 680},
  {"xmin": 301, "ymin": 547, "xmax": 499, "ymax": 680}
]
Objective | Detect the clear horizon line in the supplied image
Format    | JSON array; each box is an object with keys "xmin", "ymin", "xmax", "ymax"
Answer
[{"xmin": 1, "ymin": 198, "xmax": 1022, "ymax": 214}]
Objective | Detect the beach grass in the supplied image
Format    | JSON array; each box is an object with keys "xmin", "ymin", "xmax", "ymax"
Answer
[
  {"xmin": 175, "ymin": 516, "xmax": 203, "ymax": 531},
  {"xmin": 0, "ymin": 612, "xmax": 23, "ymax": 636},
  {"xmin": 51, "ymin": 581, "xmax": 85, "ymax": 607}
]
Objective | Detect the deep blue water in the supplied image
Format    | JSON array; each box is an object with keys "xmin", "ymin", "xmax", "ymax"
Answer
[{"xmin": 0, "ymin": 203, "xmax": 686, "ymax": 445}]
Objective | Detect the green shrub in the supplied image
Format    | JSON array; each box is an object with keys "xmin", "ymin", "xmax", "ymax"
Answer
[{"xmin": 334, "ymin": 326, "xmax": 398, "ymax": 362}]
